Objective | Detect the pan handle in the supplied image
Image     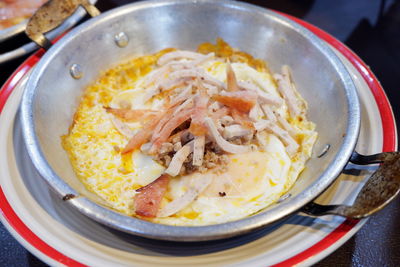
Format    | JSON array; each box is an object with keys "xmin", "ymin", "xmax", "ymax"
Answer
[
  {"xmin": 25, "ymin": 0, "xmax": 100, "ymax": 49},
  {"xmin": 301, "ymin": 151, "xmax": 400, "ymax": 219}
]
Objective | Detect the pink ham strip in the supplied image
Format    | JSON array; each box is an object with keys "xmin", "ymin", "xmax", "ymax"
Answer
[
  {"xmin": 169, "ymin": 84, "xmax": 193, "ymax": 106},
  {"xmin": 173, "ymin": 97, "xmax": 194, "ymax": 116},
  {"xmin": 134, "ymin": 174, "xmax": 170, "ymax": 217},
  {"xmin": 213, "ymin": 90, "xmax": 257, "ymax": 113},
  {"xmin": 189, "ymin": 81, "xmax": 209, "ymax": 136},
  {"xmin": 104, "ymin": 107, "xmax": 157, "ymax": 122},
  {"xmin": 150, "ymin": 108, "xmax": 194, "ymax": 153},
  {"xmin": 122, "ymin": 111, "xmax": 166, "ymax": 154},
  {"xmin": 226, "ymin": 62, "xmax": 240, "ymax": 92}
]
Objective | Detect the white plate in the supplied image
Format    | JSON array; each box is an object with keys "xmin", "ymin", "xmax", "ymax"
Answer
[{"xmin": 0, "ymin": 26, "xmax": 397, "ymax": 267}]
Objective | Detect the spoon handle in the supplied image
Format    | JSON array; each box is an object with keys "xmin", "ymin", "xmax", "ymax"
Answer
[
  {"xmin": 25, "ymin": 0, "xmax": 100, "ymax": 49},
  {"xmin": 302, "ymin": 151, "xmax": 400, "ymax": 219}
]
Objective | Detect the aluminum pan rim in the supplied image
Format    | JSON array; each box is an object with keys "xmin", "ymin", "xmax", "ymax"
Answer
[{"xmin": 20, "ymin": 0, "xmax": 360, "ymax": 241}]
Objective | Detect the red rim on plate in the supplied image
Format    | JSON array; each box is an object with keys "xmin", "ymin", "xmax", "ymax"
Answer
[{"xmin": 0, "ymin": 13, "xmax": 396, "ymax": 267}]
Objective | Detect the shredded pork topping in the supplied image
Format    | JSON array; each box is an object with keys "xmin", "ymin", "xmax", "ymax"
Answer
[
  {"xmin": 104, "ymin": 49, "xmax": 313, "ymax": 217},
  {"xmin": 106, "ymin": 50, "xmax": 310, "ymax": 175}
]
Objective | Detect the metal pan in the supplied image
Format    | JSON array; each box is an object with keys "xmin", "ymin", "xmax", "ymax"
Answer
[{"xmin": 20, "ymin": 0, "xmax": 400, "ymax": 241}]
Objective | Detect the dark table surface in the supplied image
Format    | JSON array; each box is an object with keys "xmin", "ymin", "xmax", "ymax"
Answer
[{"xmin": 1, "ymin": 0, "xmax": 399, "ymax": 266}]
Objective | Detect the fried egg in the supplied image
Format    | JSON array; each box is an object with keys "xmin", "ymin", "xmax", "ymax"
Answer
[{"xmin": 62, "ymin": 40, "xmax": 317, "ymax": 226}]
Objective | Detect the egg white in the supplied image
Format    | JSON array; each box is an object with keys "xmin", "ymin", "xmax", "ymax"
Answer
[{"xmin": 63, "ymin": 56, "xmax": 317, "ymax": 225}]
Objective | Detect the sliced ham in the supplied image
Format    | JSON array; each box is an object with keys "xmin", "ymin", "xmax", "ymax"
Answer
[
  {"xmin": 189, "ymin": 82, "xmax": 209, "ymax": 136},
  {"xmin": 122, "ymin": 111, "xmax": 166, "ymax": 154},
  {"xmin": 208, "ymin": 101, "xmax": 221, "ymax": 113},
  {"xmin": 170, "ymin": 84, "xmax": 193, "ymax": 106},
  {"xmin": 159, "ymin": 77, "xmax": 191, "ymax": 91},
  {"xmin": 249, "ymin": 102, "xmax": 263, "ymax": 121},
  {"xmin": 151, "ymin": 97, "xmax": 190, "ymax": 139},
  {"xmin": 209, "ymin": 105, "xmax": 230, "ymax": 133},
  {"xmin": 274, "ymin": 66, "xmax": 306, "ymax": 118},
  {"xmin": 110, "ymin": 117, "xmax": 134, "ymax": 138},
  {"xmin": 105, "ymin": 107, "xmax": 157, "ymax": 122},
  {"xmin": 192, "ymin": 135, "xmax": 205, "ymax": 166},
  {"xmin": 140, "ymin": 142, "xmax": 152, "ymax": 153},
  {"xmin": 219, "ymin": 115, "xmax": 234, "ymax": 126},
  {"xmin": 162, "ymin": 52, "xmax": 215, "ymax": 70},
  {"xmin": 173, "ymin": 97, "xmax": 194, "ymax": 116},
  {"xmin": 181, "ymin": 130, "xmax": 194, "ymax": 144},
  {"xmin": 168, "ymin": 129, "xmax": 188, "ymax": 143},
  {"xmin": 165, "ymin": 141, "xmax": 194, "ymax": 176},
  {"xmin": 150, "ymin": 108, "xmax": 194, "ymax": 153},
  {"xmin": 276, "ymin": 112, "xmax": 298, "ymax": 138},
  {"xmin": 169, "ymin": 68, "xmax": 225, "ymax": 89},
  {"xmin": 210, "ymin": 106, "xmax": 230, "ymax": 120},
  {"xmin": 189, "ymin": 52, "xmax": 215, "ymax": 67},
  {"xmin": 157, "ymin": 175, "xmax": 212, "ymax": 217},
  {"xmin": 157, "ymin": 50, "xmax": 207, "ymax": 66},
  {"xmin": 204, "ymin": 117, "xmax": 251, "ymax": 154},
  {"xmin": 203, "ymin": 83, "xmax": 219, "ymax": 95},
  {"xmin": 180, "ymin": 52, "xmax": 215, "ymax": 68},
  {"xmin": 254, "ymin": 120, "xmax": 269, "ymax": 131},
  {"xmin": 134, "ymin": 174, "xmax": 170, "ymax": 217},
  {"xmin": 226, "ymin": 62, "xmax": 240, "ymax": 92},
  {"xmin": 260, "ymin": 104, "xmax": 277, "ymax": 122},
  {"xmin": 238, "ymin": 81, "xmax": 283, "ymax": 106},
  {"xmin": 254, "ymin": 119, "xmax": 298, "ymax": 155},
  {"xmin": 255, "ymin": 131, "xmax": 268, "ymax": 151},
  {"xmin": 223, "ymin": 124, "xmax": 252, "ymax": 139},
  {"xmin": 213, "ymin": 90, "xmax": 257, "ymax": 113},
  {"xmin": 143, "ymin": 72, "xmax": 190, "ymax": 103},
  {"xmin": 122, "ymin": 127, "xmax": 154, "ymax": 154},
  {"xmin": 143, "ymin": 85, "xmax": 161, "ymax": 103},
  {"xmin": 231, "ymin": 109, "xmax": 254, "ymax": 129},
  {"xmin": 143, "ymin": 64, "xmax": 172, "ymax": 87}
]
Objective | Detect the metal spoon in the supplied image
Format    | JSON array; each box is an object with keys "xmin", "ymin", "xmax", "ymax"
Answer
[
  {"xmin": 302, "ymin": 151, "xmax": 400, "ymax": 219},
  {"xmin": 25, "ymin": 0, "xmax": 100, "ymax": 49}
]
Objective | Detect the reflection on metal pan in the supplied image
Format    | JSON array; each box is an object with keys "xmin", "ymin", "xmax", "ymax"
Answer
[{"xmin": 18, "ymin": 0, "xmax": 397, "ymax": 242}]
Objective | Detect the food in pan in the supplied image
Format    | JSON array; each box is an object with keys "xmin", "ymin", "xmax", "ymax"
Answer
[
  {"xmin": 0, "ymin": 0, "xmax": 46, "ymax": 30},
  {"xmin": 62, "ymin": 39, "xmax": 317, "ymax": 226}
]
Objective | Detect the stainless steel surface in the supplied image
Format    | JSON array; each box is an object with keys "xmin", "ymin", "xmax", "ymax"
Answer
[
  {"xmin": 277, "ymin": 193, "xmax": 291, "ymax": 203},
  {"xmin": 20, "ymin": 0, "xmax": 360, "ymax": 241},
  {"xmin": 26, "ymin": 0, "xmax": 100, "ymax": 49},
  {"xmin": 114, "ymin": 31, "xmax": 129, "ymax": 48},
  {"xmin": 69, "ymin": 63, "xmax": 83, "ymax": 79},
  {"xmin": 318, "ymin": 144, "xmax": 331, "ymax": 158},
  {"xmin": 303, "ymin": 151, "xmax": 400, "ymax": 218},
  {"xmin": 0, "ymin": 0, "xmax": 98, "ymax": 64},
  {"xmin": 0, "ymin": 21, "xmax": 26, "ymax": 42}
]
